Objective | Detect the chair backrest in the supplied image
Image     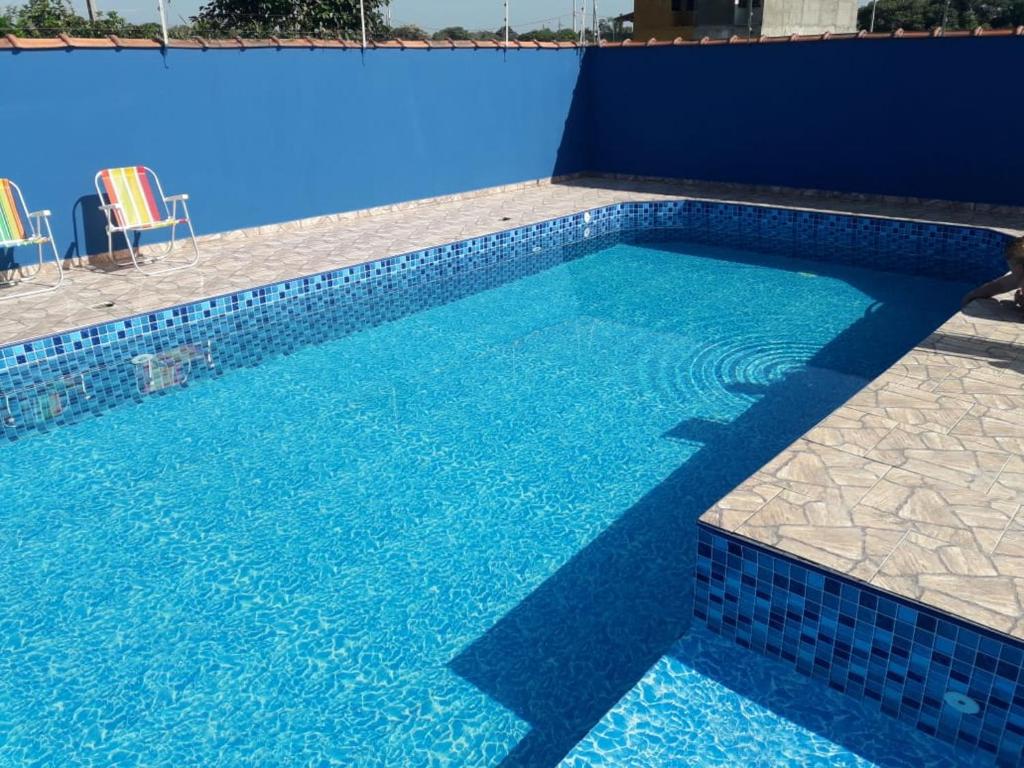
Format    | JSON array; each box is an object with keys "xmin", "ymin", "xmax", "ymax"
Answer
[
  {"xmin": 0, "ymin": 179, "xmax": 27, "ymax": 244},
  {"xmin": 98, "ymin": 166, "xmax": 164, "ymax": 229}
]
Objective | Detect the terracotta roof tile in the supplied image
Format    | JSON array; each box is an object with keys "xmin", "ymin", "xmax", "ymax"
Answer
[{"xmin": 0, "ymin": 29, "xmax": 1020, "ymax": 52}]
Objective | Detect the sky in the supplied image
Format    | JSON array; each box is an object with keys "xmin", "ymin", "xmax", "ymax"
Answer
[{"xmin": 72, "ymin": 0, "xmax": 636, "ymax": 30}]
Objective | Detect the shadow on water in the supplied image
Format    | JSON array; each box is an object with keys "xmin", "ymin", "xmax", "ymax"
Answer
[{"xmin": 448, "ymin": 247, "xmax": 977, "ymax": 767}]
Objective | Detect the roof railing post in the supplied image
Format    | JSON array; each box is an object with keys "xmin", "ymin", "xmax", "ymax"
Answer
[
  {"xmin": 157, "ymin": 0, "xmax": 169, "ymax": 47},
  {"xmin": 360, "ymin": 0, "xmax": 367, "ymax": 49}
]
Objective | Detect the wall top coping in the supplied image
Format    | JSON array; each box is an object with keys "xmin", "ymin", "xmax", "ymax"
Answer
[{"xmin": 1, "ymin": 27, "xmax": 1022, "ymax": 51}]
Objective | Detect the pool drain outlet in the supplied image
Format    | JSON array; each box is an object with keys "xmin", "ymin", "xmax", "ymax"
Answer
[{"xmin": 943, "ymin": 691, "xmax": 980, "ymax": 715}]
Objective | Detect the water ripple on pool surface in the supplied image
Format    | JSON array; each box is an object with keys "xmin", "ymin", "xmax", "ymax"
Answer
[
  {"xmin": 645, "ymin": 334, "xmax": 824, "ymax": 416},
  {"xmin": 0, "ymin": 241, "xmax": 972, "ymax": 766}
]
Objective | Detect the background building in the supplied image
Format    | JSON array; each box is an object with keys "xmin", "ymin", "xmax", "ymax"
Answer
[{"xmin": 629, "ymin": 0, "xmax": 858, "ymax": 40}]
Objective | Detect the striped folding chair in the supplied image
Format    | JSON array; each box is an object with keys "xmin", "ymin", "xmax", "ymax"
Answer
[
  {"xmin": 95, "ymin": 166, "xmax": 199, "ymax": 275},
  {"xmin": 0, "ymin": 179, "xmax": 63, "ymax": 301}
]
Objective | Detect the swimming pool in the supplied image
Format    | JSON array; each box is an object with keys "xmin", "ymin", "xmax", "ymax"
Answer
[{"xmin": 0, "ymin": 208, "xmax": 1006, "ymax": 765}]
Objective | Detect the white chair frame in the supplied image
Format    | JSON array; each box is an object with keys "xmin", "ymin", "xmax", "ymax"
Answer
[
  {"xmin": 0, "ymin": 180, "xmax": 63, "ymax": 302},
  {"xmin": 94, "ymin": 167, "xmax": 199, "ymax": 276}
]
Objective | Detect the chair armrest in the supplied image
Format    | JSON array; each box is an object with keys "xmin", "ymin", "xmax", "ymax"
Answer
[
  {"xmin": 99, "ymin": 203, "xmax": 124, "ymax": 211},
  {"xmin": 165, "ymin": 193, "xmax": 189, "ymax": 202},
  {"xmin": 28, "ymin": 209, "xmax": 52, "ymax": 218}
]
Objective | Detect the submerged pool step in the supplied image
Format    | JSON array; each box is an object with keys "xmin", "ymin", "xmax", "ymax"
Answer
[{"xmin": 560, "ymin": 627, "xmax": 984, "ymax": 767}]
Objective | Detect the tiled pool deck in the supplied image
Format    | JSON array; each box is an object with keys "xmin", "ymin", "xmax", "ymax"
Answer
[
  {"xmin": 3, "ymin": 175, "xmax": 1024, "ymax": 645},
  {"xmin": 702, "ymin": 297, "xmax": 1024, "ymax": 640}
]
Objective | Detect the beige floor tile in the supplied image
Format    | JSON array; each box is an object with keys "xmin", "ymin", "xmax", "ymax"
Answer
[
  {"xmin": 866, "ymin": 427, "xmax": 1011, "ymax": 492},
  {"xmin": 699, "ymin": 473, "xmax": 782, "ymax": 531},
  {"xmin": 758, "ymin": 438, "xmax": 890, "ymax": 511},
  {"xmin": 858, "ymin": 467, "xmax": 1018, "ymax": 552},
  {"xmin": 803, "ymin": 405, "xmax": 897, "ymax": 457},
  {"xmin": 871, "ymin": 531, "xmax": 1024, "ymax": 636},
  {"xmin": 846, "ymin": 382, "xmax": 973, "ymax": 433},
  {"xmin": 735, "ymin": 489, "xmax": 908, "ymax": 581}
]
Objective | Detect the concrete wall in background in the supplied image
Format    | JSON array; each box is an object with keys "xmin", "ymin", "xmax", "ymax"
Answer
[
  {"xmin": 0, "ymin": 49, "xmax": 588, "ymax": 258},
  {"xmin": 583, "ymin": 38, "xmax": 1024, "ymax": 208},
  {"xmin": 760, "ymin": 0, "xmax": 858, "ymax": 36}
]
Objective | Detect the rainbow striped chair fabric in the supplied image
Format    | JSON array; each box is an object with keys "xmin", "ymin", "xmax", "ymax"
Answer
[
  {"xmin": 95, "ymin": 166, "xmax": 199, "ymax": 275},
  {"xmin": 0, "ymin": 179, "xmax": 63, "ymax": 301}
]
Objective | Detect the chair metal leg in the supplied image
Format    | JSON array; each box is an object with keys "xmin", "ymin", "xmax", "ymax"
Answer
[
  {"xmin": 0, "ymin": 236, "xmax": 64, "ymax": 302},
  {"xmin": 113, "ymin": 224, "xmax": 200, "ymax": 277}
]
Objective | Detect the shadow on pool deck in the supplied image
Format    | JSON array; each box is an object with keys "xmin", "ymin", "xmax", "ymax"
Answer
[{"xmin": 448, "ymin": 246, "xmax": 987, "ymax": 767}]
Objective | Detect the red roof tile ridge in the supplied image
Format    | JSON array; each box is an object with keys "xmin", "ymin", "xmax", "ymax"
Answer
[{"xmin": 1, "ymin": 30, "xmax": 1021, "ymax": 51}]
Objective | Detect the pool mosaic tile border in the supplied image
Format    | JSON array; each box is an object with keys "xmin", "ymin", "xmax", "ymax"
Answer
[
  {"xmin": 0, "ymin": 200, "xmax": 1009, "ymax": 443},
  {"xmin": 695, "ymin": 523, "xmax": 1024, "ymax": 767}
]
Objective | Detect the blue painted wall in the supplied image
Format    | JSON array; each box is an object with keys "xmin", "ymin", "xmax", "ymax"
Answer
[
  {"xmin": 4, "ymin": 38, "xmax": 1023, "ymax": 262},
  {"xmin": 0, "ymin": 48, "xmax": 587, "ymax": 258},
  {"xmin": 583, "ymin": 38, "xmax": 1024, "ymax": 208}
]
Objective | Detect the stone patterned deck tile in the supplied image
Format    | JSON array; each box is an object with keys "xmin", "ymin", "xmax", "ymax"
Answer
[
  {"xmin": 871, "ymin": 530, "xmax": 1024, "ymax": 639},
  {"xmin": 885, "ymin": 337, "xmax": 1024, "ymax": 392},
  {"xmin": 845, "ymin": 381, "xmax": 974, "ymax": 434},
  {"xmin": 916, "ymin": 329, "xmax": 1024, "ymax": 372},
  {"xmin": 918, "ymin": 338, "xmax": 1024, "ymax": 367},
  {"xmin": 857, "ymin": 466, "xmax": 1020, "ymax": 552},
  {"xmin": 757, "ymin": 438, "xmax": 890, "ymax": 511},
  {"xmin": 940, "ymin": 312, "xmax": 1024, "ymax": 347},
  {"xmin": 865, "ymin": 426, "xmax": 1012, "ymax": 492},
  {"xmin": 994, "ymin": 519, "xmax": 1024, "ymax": 559},
  {"xmin": 991, "ymin": 455, "xmax": 1024, "ymax": 501},
  {"xmin": 734, "ymin": 488, "xmax": 910, "ymax": 581},
  {"xmin": 699, "ymin": 472, "xmax": 782, "ymax": 531},
  {"xmin": 948, "ymin": 405, "xmax": 1024, "ymax": 456},
  {"xmin": 876, "ymin": 350, "xmax": 961, "ymax": 393},
  {"xmin": 802, "ymin": 405, "xmax": 898, "ymax": 457},
  {"xmin": 949, "ymin": 298, "xmax": 1024, "ymax": 330},
  {"xmin": 932, "ymin": 367, "xmax": 1024, "ymax": 410}
]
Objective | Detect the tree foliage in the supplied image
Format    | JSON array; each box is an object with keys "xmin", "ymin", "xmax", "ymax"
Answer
[
  {"xmin": 1, "ymin": 0, "xmax": 160, "ymax": 36},
  {"xmin": 430, "ymin": 26, "xmax": 475, "ymax": 40},
  {"xmin": 426, "ymin": 25, "xmax": 594, "ymax": 42},
  {"xmin": 858, "ymin": 0, "xmax": 1024, "ymax": 30},
  {"xmin": 0, "ymin": 0, "xmax": 623, "ymax": 41},
  {"xmin": 521, "ymin": 27, "xmax": 578, "ymax": 42},
  {"xmin": 192, "ymin": 0, "xmax": 387, "ymax": 37},
  {"xmin": 389, "ymin": 23, "xmax": 428, "ymax": 40}
]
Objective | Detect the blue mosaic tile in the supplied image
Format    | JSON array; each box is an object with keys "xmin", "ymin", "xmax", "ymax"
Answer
[
  {"xmin": 707, "ymin": 201, "xmax": 746, "ymax": 248},
  {"xmin": 0, "ymin": 202, "xmax": 1010, "ymax": 443},
  {"xmin": 695, "ymin": 524, "xmax": 1024, "ymax": 767},
  {"xmin": 819, "ymin": 213, "xmax": 883, "ymax": 270},
  {"xmin": 758, "ymin": 205, "xmax": 796, "ymax": 256}
]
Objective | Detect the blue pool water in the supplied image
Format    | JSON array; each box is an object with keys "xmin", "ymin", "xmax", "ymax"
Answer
[
  {"xmin": 1, "ymin": 240, "xmax": 977, "ymax": 766},
  {"xmin": 563, "ymin": 626, "xmax": 976, "ymax": 767}
]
